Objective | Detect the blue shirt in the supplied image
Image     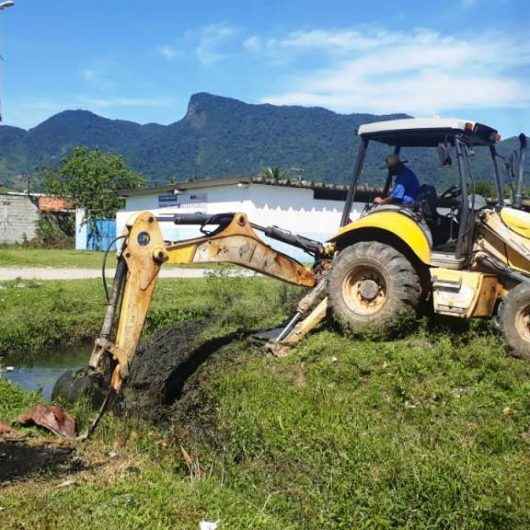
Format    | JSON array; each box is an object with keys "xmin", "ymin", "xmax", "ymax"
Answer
[{"xmin": 390, "ymin": 165, "xmax": 420, "ymax": 205}]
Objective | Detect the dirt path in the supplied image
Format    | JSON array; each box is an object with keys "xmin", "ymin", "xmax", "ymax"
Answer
[{"xmin": 0, "ymin": 267, "xmax": 254, "ymax": 281}]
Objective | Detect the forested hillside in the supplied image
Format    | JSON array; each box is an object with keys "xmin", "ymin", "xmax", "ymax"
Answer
[{"xmin": 0, "ymin": 92, "xmax": 525, "ymax": 190}]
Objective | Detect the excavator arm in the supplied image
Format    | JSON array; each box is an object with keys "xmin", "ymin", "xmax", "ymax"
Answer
[{"xmin": 89, "ymin": 211, "xmax": 327, "ymax": 392}]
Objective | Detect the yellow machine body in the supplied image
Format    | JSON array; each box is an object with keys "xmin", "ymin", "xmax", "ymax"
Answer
[
  {"xmin": 166, "ymin": 212, "xmax": 316, "ymax": 287},
  {"xmin": 499, "ymin": 207, "xmax": 530, "ymax": 239},
  {"xmin": 431, "ymin": 268, "xmax": 501, "ymax": 318},
  {"xmin": 476, "ymin": 210, "xmax": 530, "ymax": 275},
  {"xmin": 330, "ymin": 209, "xmax": 432, "ymax": 264}
]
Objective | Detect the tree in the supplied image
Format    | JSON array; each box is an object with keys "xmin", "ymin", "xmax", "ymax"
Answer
[
  {"xmin": 44, "ymin": 147, "xmax": 145, "ymax": 221},
  {"xmin": 474, "ymin": 180, "xmax": 496, "ymax": 199},
  {"xmin": 260, "ymin": 166, "xmax": 290, "ymax": 182}
]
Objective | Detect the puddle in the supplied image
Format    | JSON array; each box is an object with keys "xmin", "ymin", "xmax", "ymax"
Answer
[{"xmin": 0, "ymin": 346, "xmax": 90, "ymax": 400}]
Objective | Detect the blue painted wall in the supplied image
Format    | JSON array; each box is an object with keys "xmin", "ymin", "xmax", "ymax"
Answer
[{"xmin": 87, "ymin": 219, "xmax": 117, "ymax": 251}]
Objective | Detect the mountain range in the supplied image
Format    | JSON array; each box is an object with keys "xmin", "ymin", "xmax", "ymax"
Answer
[{"xmin": 0, "ymin": 92, "xmax": 526, "ymax": 191}]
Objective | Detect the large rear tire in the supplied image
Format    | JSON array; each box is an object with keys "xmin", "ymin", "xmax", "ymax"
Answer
[
  {"xmin": 328, "ymin": 242, "xmax": 421, "ymax": 336},
  {"xmin": 500, "ymin": 283, "xmax": 530, "ymax": 360}
]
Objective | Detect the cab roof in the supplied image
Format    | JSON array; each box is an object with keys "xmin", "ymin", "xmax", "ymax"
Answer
[{"xmin": 358, "ymin": 118, "xmax": 498, "ymax": 147}]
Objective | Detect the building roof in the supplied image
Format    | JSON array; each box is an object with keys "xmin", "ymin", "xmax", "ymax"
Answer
[
  {"xmin": 121, "ymin": 175, "xmax": 380, "ymax": 201},
  {"xmin": 0, "ymin": 191, "xmax": 43, "ymax": 198},
  {"xmin": 0, "ymin": 192, "xmax": 74, "ymax": 212},
  {"xmin": 358, "ymin": 118, "xmax": 499, "ymax": 147}
]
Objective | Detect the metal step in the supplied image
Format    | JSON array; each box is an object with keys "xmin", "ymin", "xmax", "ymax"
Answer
[{"xmin": 431, "ymin": 252, "xmax": 466, "ymax": 270}]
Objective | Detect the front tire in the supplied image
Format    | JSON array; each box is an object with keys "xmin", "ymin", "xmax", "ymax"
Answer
[
  {"xmin": 328, "ymin": 242, "xmax": 421, "ymax": 336},
  {"xmin": 500, "ymin": 283, "xmax": 530, "ymax": 359}
]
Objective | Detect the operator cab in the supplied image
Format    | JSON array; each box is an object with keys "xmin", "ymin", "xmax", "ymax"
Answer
[{"xmin": 342, "ymin": 118, "xmax": 509, "ymax": 270}]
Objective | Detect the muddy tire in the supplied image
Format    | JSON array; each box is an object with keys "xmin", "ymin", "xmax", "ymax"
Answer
[
  {"xmin": 500, "ymin": 283, "xmax": 530, "ymax": 359},
  {"xmin": 328, "ymin": 241, "xmax": 421, "ymax": 336}
]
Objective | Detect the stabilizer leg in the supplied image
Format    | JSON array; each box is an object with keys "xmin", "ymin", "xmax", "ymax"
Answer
[
  {"xmin": 266, "ymin": 278, "xmax": 329, "ymax": 356},
  {"xmin": 267, "ymin": 298, "xmax": 328, "ymax": 357}
]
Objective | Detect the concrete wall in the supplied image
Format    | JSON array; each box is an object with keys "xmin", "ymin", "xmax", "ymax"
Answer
[
  {"xmin": 118, "ymin": 184, "xmax": 363, "ymax": 261},
  {"xmin": 75, "ymin": 208, "xmax": 88, "ymax": 250},
  {"xmin": 0, "ymin": 193, "xmax": 40, "ymax": 244}
]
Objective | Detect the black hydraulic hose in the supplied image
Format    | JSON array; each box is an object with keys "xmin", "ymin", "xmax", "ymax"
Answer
[
  {"xmin": 250, "ymin": 223, "xmax": 324, "ymax": 256},
  {"xmin": 159, "ymin": 212, "xmax": 234, "ymax": 227},
  {"xmin": 476, "ymin": 253, "xmax": 529, "ymax": 284},
  {"xmin": 102, "ymin": 235, "xmax": 127, "ymax": 304},
  {"xmin": 100, "ymin": 258, "xmax": 128, "ymax": 340},
  {"xmin": 159, "ymin": 211, "xmax": 323, "ymax": 256}
]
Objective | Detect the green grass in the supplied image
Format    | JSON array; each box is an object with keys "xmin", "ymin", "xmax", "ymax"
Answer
[
  {"xmin": 0, "ymin": 248, "xmax": 116, "ymax": 269},
  {"xmin": 0, "ymin": 275, "xmax": 300, "ymax": 360},
  {"xmin": 0, "ymin": 247, "xmax": 233, "ymax": 270},
  {"xmin": 0, "ymin": 378, "xmax": 41, "ymax": 421},
  {"xmin": 2, "ymin": 279, "xmax": 530, "ymax": 528}
]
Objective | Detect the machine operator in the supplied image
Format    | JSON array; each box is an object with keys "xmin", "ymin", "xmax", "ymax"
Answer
[{"xmin": 374, "ymin": 154, "xmax": 420, "ymax": 206}]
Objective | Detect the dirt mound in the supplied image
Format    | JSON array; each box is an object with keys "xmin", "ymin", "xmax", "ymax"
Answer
[
  {"xmin": 51, "ymin": 317, "xmax": 267, "ymax": 431},
  {"xmin": 120, "ymin": 320, "xmax": 244, "ymax": 422}
]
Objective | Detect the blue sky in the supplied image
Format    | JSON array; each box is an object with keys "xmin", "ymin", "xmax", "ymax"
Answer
[{"xmin": 1, "ymin": 0, "xmax": 529, "ymax": 137}]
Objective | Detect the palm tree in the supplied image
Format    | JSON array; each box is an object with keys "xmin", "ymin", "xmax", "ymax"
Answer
[{"xmin": 260, "ymin": 166, "xmax": 290, "ymax": 182}]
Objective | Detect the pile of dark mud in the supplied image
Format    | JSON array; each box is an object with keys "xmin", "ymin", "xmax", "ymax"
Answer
[
  {"xmin": 120, "ymin": 320, "xmax": 250, "ymax": 425},
  {"xmin": 0, "ymin": 440, "xmax": 83, "ymax": 484},
  {"xmin": 53, "ymin": 318, "xmax": 272, "ymax": 435}
]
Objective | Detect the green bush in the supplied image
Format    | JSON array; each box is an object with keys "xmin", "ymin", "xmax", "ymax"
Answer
[{"xmin": 32, "ymin": 212, "xmax": 75, "ymax": 248}]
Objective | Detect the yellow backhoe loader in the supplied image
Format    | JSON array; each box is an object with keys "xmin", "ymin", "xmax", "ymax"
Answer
[{"xmin": 83, "ymin": 118, "xmax": 529, "ymax": 401}]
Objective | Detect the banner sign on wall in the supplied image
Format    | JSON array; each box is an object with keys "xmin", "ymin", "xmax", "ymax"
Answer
[{"xmin": 158, "ymin": 192, "xmax": 208, "ymax": 209}]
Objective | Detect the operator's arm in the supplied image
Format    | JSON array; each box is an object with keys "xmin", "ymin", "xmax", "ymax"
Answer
[
  {"xmin": 374, "ymin": 195, "xmax": 395, "ymax": 205},
  {"xmin": 375, "ymin": 182, "xmax": 405, "ymax": 205}
]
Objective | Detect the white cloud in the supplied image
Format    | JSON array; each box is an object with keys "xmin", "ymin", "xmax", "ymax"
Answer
[
  {"xmin": 158, "ymin": 45, "xmax": 177, "ymax": 60},
  {"xmin": 195, "ymin": 23, "xmax": 237, "ymax": 65},
  {"xmin": 259, "ymin": 28, "xmax": 530, "ymax": 115},
  {"xmin": 242, "ymin": 35, "xmax": 262, "ymax": 52},
  {"xmin": 274, "ymin": 28, "xmax": 403, "ymax": 53}
]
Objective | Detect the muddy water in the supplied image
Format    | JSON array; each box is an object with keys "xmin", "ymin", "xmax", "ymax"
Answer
[{"xmin": 0, "ymin": 346, "xmax": 90, "ymax": 400}]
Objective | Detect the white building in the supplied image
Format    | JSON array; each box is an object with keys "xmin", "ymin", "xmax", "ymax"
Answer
[{"xmin": 118, "ymin": 177, "xmax": 371, "ymax": 261}]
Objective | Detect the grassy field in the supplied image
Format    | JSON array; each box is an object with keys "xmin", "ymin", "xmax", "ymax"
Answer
[
  {"xmin": 1, "ymin": 278, "xmax": 530, "ymax": 528},
  {"xmin": 0, "ymin": 247, "xmax": 233, "ymax": 270},
  {"xmin": 0, "ymin": 248, "xmax": 117, "ymax": 269},
  {"xmin": 0, "ymin": 275, "xmax": 299, "ymax": 360}
]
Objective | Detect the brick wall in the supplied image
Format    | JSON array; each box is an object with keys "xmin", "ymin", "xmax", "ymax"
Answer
[{"xmin": 0, "ymin": 193, "xmax": 40, "ymax": 244}]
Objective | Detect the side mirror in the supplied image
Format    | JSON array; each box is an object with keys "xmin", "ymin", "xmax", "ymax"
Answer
[{"xmin": 437, "ymin": 143, "xmax": 452, "ymax": 166}]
